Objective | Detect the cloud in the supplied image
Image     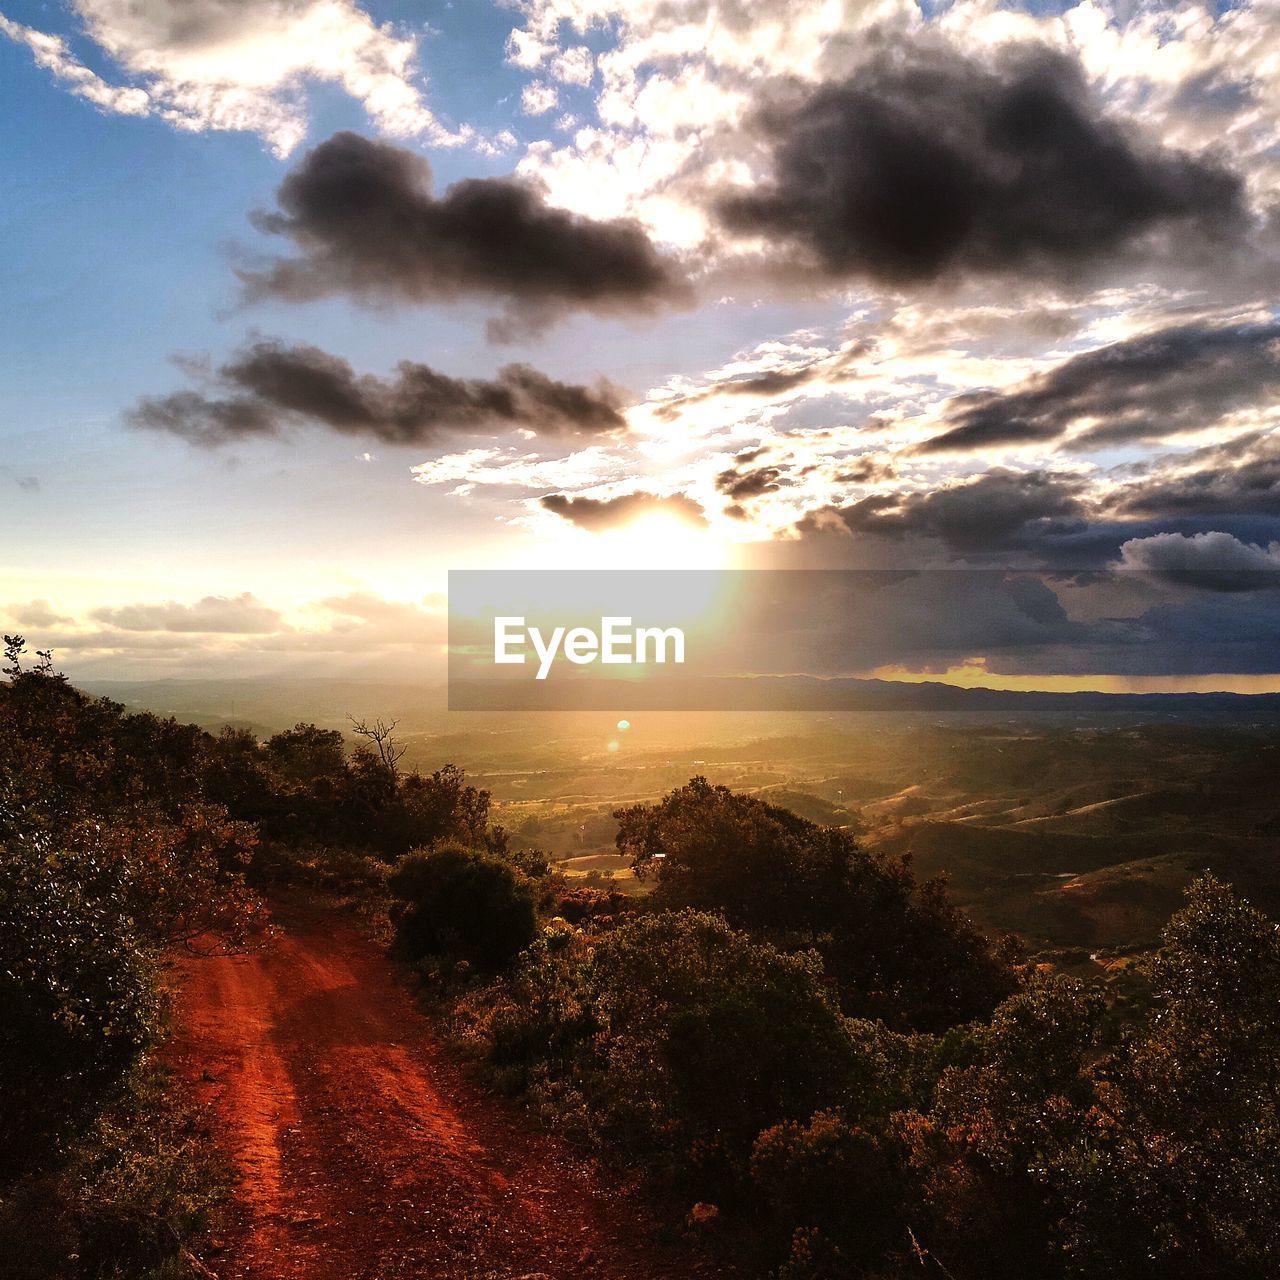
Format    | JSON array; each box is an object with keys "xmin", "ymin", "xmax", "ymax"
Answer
[
  {"xmin": 653, "ymin": 341, "xmax": 865, "ymax": 422},
  {"xmin": 718, "ymin": 457, "xmax": 787, "ymax": 519},
  {"xmin": 0, "ymin": 464, "xmax": 40, "ymax": 492},
  {"xmin": 919, "ymin": 320, "xmax": 1280, "ymax": 453},
  {"xmin": 1115, "ymin": 530, "xmax": 1280, "ymax": 592},
  {"xmin": 550, "ymin": 45, "xmax": 594, "ymax": 87},
  {"xmin": 716, "ymin": 460, "xmax": 785, "ymax": 501},
  {"xmin": 0, "ymin": 14, "xmax": 150, "ymax": 116},
  {"xmin": 127, "ymin": 340, "xmax": 627, "ymax": 447},
  {"xmin": 240, "ymin": 132, "xmax": 687, "ymax": 337},
  {"xmin": 14, "ymin": 589, "xmax": 454, "ymax": 679},
  {"xmin": 820, "ymin": 468, "xmax": 1090, "ymax": 555},
  {"xmin": 411, "ymin": 444, "xmax": 627, "ymax": 496},
  {"xmin": 1120, "ymin": 430, "xmax": 1280, "ymax": 518},
  {"xmin": 0, "ymin": 0, "xmax": 469, "ymax": 156},
  {"xmin": 89, "ymin": 593, "xmax": 285, "ymax": 633},
  {"xmin": 521, "ymin": 80, "xmax": 559, "ymax": 115},
  {"xmin": 717, "ymin": 43, "xmax": 1244, "ymax": 289},
  {"xmin": 540, "ymin": 490, "xmax": 707, "ymax": 530},
  {"xmin": 6, "ymin": 600, "xmax": 74, "ymax": 628},
  {"xmin": 506, "ymin": 0, "xmax": 904, "ymax": 250},
  {"xmin": 314, "ymin": 592, "xmax": 445, "ymax": 645}
]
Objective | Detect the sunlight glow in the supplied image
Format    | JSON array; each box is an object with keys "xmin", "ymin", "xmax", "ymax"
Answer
[
  {"xmin": 518, "ymin": 511, "xmax": 735, "ymax": 572},
  {"xmin": 869, "ymin": 662, "xmax": 1280, "ymax": 696}
]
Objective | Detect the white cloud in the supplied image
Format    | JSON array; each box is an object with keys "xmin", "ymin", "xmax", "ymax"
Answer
[
  {"xmin": 1, "ymin": 0, "xmax": 472, "ymax": 156},
  {"xmin": 504, "ymin": 24, "xmax": 554, "ymax": 71},
  {"xmin": 1116, "ymin": 531, "xmax": 1280, "ymax": 576},
  {"xmin": 521, "ymin": 79, "xmax": 559, "ymax": 115},
  {"xmin": 11, "ymin": 589, "xmax": 450, "ymax": 679},
  {"xmin": 4, "ymin": 599, "xmax": 75, "ymax": 628},
  {"xmin": 550, "ymin": 44, "xmax": 594, "ymax": 86},
  {"xmin": 89, "ymin": 592, "xmax": 285, "ymax": 633},
  {"xmin": 0, "ymin": 14, "xmax": 150, "ymax": 116},
  {"xmin": 411, "ymin": 445, "xmax": 628, "ymax": 496},
  {"xmin": 505, "ymin": 0, "xmax": 917, "ymax": 248}
]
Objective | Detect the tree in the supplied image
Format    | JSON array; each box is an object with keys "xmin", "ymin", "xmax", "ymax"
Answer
[
  {"xmin": 2, "ymin": 634, "xmax": 53, "ymax": 678},
  {"xmin": 348, "ymin": 714, "xmax": 406, "ymax": 777},
  {"xmin": 616, "ymin": 778, "xmax": 1014, "ymax": 1030},
  {"xmin": 264, "ymin": 723, "xmax": 346, "ymax": 784},
  {"xmin": 1055, "ymin": 876, "xmax": 1280, "ymax": 1278},
  {"xmin": 914, "ymin": 973, "xmax": 1106, "ymax": 1278},
  {"xmin": 399, "ymin": 764, "xmax": 494, "ymax": 848}
]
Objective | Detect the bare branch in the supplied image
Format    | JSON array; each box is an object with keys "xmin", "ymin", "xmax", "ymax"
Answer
[{"xmin": 348, "ymin": 714, "xmax": 407, "ymax": 777}]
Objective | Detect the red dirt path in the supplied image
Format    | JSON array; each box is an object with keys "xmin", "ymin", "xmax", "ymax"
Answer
[{"xmin": 169, "ymin": 896, "xmax": 730, "ymax": 1280}]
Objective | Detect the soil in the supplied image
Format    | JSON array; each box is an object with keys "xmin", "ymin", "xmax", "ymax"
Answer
[{"xmin": 168, "ymin": 895, "xmax": 731, "ymax": 1280}]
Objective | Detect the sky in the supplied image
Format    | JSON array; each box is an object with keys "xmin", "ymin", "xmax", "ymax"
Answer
[{"xmin": 3, "ymin": 0, "xmax": 1280, "ymax": 686}]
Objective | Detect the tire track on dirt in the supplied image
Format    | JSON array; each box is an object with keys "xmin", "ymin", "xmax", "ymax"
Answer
[{"xmin": 169, "ymin": 895, "xmax": 728, "ymax": 1280}]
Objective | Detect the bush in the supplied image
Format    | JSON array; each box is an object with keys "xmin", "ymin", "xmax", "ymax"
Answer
[
  {"xmin": 751, "ymin": 1109, "xmax": 906, "ymax": 1276},
  {"xmin": 472, "ymin": 909, "xmax": 878, "ymax": 1198},
  {"xmin": 615, "ymin": 778, "xmax": 1015, "ymax": 1030},
  {"xmin": 590, "ymin": 913, "xmax": 865, "ymax": 1164},
  {"xmin": 248, "ymin": 842, "xmax": 391, "ymax": 900},
  {"xmin": 389, "ymin": 844, "xmax": 539, "ymax": 970},
  {"xmin": 0, "ymin": 832, "xmax": 158, "ymax": 1179},
  {"xmin": 1052, "ymin": 876, "xmax": 1280, "ymax": 1279},
  {"xmin": 0, "ymin": 1062, "xmax": 224, "ymax": 1280}
]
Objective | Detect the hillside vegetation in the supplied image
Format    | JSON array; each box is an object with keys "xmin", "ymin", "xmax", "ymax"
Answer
[{"xmin": 4, "ymin": 645, "xmax": 1279, "ymax": 1279}]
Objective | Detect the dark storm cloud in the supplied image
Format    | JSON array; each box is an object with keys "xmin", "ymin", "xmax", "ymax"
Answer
[
  {"xmin": 823, "ymin": 469, "xmax": 1089, "ymax": 554},
  {"xmin": 920, "ymin": 321, "xmax": 1280, "ymax": 453},
  {"xmin": 716, "ymin": 564, "xmax": 1280, "ymax": 678},
  {"xmin": 1120, "ymin": 431, "xmax": 1280, "ymax": 518},
  {"xmin": 240, "ymin": 132, "xmax": 687, "ymax": 336},
  {"xmin": 540, "ymin": 491, "xmax": 707, "ymax": 530},
  {"xmin": 127, "ymin": 341, "xmax": 627, "ymax": 447},
  {"xmin": 718, "ymin": 45, "xmax": 1243, "ymax": 287},
  {"xmin": 794, "ymin": 446, "xmax": 1280, "ymax": 573},
  {"xmin": 1018, "ymin": 515, "xmax": 1280, "ymax": 573},
  {"xmin": 719, "ymin": 569, "xmax": 1105, "ymax": 675}
]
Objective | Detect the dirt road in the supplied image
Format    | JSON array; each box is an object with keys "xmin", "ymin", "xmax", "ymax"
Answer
[{"xmin": 170, "ymin": 897, "xmax": 725, "ymax": 1280}]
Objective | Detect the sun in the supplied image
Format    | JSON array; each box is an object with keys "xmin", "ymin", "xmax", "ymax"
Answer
[{"xmin": 525, "ymin": 511, "xmax": 734, "ymax": 572}]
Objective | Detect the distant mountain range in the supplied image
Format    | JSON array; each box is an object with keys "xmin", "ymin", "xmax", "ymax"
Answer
[
  {"xmin": 79, "ymin": 674, "xmax": 1280, "ymax": 727},
  {"xmin": 450, "ymin": 674, "xmax": 1280, "ymax": 721}
]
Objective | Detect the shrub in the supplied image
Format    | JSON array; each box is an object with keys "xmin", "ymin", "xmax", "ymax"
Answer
[
  {"xmin": 0, "ymin": 832, "xmax": 158, "ymax": 1179},
  {"xmin": 1053, "ymin": 876, "xmax": 1280, "ymax": 1279},
  {"xmin": 473, "ymin": 909, "xmax": 877, "ymax": 1197},
  {"xmin": 615, "ymin": 778, "xmax": 1015, "ymax": 1030},
  {"xmin": 590, "ymin": 913, "xmax": 864, "ymax": 1164},
  {"xmin": 389, "ymin": 843, "xmax": 539, "ymax": 970},
  {"xmin": 751, "ymin": 1109, "xmax": 906, "ymax": 1275},
  {"xmin": 0, "ymin": 1062, "xmax": 224, "ymax": 1280}
]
